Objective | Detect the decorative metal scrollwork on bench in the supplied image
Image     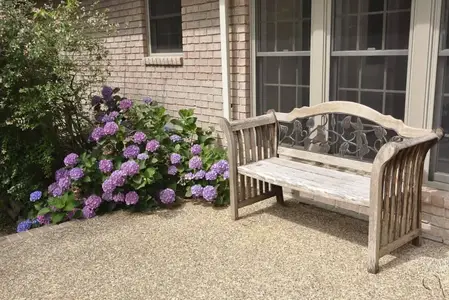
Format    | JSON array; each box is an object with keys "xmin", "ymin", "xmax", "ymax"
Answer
[{"xmin": 279, "ymin": 114, "xmax": 406, "ymax": 160}]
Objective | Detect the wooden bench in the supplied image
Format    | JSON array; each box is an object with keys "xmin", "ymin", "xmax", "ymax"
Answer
[{"xmin": 219, "ymin": 101, "xmax": 443, "ymax": 274}]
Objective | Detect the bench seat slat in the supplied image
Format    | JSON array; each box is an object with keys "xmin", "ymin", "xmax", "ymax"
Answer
[{"xmin": 238, "ymin": 157, "xmax": 370, "ymax": 208}]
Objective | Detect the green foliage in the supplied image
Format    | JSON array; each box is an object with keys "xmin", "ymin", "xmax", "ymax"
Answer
[{"xmin": 0, "ymin": 0, "xmax": 114, "ymax": 221}]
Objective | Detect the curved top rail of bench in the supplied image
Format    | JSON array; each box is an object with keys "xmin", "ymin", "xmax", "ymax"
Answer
[{"xmin": 274, "ymin": 101, "xmax": 432, "ymax": 138}]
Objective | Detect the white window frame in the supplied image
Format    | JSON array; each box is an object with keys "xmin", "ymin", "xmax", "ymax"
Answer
[
  {"xmin": 145, "ymin": 0, "xmax": 183, "ymax": 56},
  {"xmin": 250, "ymin": 0, "xmax": 448, "ymax": 189}
]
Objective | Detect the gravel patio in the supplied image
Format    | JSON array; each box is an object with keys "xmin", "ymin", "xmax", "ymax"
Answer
[{"xmin": 1, "ymin": 198, "xmax": 449, "ymax": 300}]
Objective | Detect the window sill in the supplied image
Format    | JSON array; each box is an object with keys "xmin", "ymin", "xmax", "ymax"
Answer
[{"xmin": 143, "ymin": 55, "xmax": 183, "ymax": 66}]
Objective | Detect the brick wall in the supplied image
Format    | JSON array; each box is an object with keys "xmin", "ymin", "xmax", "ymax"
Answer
[
  {"xmin": 422, "ymin": 187, "xmax": 449, "ymax": 244},
  {"xmin": 96, "ymin": 0, "xmax": 251, "ymax": 130}
]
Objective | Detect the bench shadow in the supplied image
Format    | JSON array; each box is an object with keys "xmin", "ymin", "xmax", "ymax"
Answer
[{"xmin": 241, "ymin": 198, "xmax": 449, "ymax": 272}]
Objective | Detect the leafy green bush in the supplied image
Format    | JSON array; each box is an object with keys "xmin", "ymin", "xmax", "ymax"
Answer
[
  {"xmin": 18, "ymin": 88, "xmax": 229, "ymax": 230},
  {"xmin": 0, "ymin": 0, "xmax": 114, "ymax": 221}
]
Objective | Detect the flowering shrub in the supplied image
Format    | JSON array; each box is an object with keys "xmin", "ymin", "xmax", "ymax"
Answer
[{"xmin": 19, "ymin": 87, "xmax": 229, "ymax": 231}]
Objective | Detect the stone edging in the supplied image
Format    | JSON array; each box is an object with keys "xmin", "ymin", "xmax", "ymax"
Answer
[{"xmin": 0, "ymin": 220, "xmax": 76, "ymax": 247}]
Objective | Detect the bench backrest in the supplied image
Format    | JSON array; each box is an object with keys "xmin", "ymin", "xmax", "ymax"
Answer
[{"xmin": 273, "ymin": 101, "xmax": 432, "ymax": 174}]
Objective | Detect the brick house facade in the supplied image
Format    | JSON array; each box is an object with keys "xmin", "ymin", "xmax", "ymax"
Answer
[{"xmin": 96, "ymin": 0, "xmax": 449, "ymax": 244}]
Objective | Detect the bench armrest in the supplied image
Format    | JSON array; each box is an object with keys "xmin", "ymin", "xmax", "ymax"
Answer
[
  {"xmin": 219, "ymin": 112, "xmax": 278, "ymax": 168},
  {"xmin": 369, "ymin": 128, "xmax": 444, "ymax": 256}
]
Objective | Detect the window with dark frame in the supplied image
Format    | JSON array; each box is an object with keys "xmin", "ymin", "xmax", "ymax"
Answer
[
  {"xmin": 330, "ymin": 0, "xmax": 412, "ymax": 121},
  {"xmin": 148, "ymin": 0, "xmax": 182, "ymax": 53},
  {"xmin": 256, "ymin": 0, "xmax": 311, "ymax": 115},
  {"xmin": 431, "ymin": 0, "xmax": 449, "ymax": 183}
]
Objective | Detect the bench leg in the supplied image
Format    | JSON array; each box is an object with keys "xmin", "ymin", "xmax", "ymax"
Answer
[
  {"xmin": 412, "ymin": 236, "xmax": 422, "ymax": 247},
  {"xmin": 273, "ymin": 185, "xmax": 284, "ymax": 205},
  {"xmin": 367, "ymin": 208, "xmax": 381, "ymax": 274}
]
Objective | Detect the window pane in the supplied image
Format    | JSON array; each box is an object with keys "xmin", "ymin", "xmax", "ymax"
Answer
[
  {"xmin": 336, "ymin": 0, "xmax": 359, "ymax": 15},
  {"xmin": 338, "ymin": 90, "xmax": 358, "ymax": 101},
  {"xmin": 150, "ymin": 16, "xmax": 182, "ymax": 52},
  {"xmin": 259, "ymin": 23, "xmax": 276, "ymax": 52},
  {"xmin": 333, "ymin": 16, "xmax": 358, "ymax": 50},
  {"xmin": 265, "ymin": 86, "xmax": 279, "ymax": 112},
  {"xmin": 277, "ymin": 0, "xmax": 295, "ymax": 21},
  {"xmin": 385, "ymin": 12, "xmax": 410, "ymax": 49},
  {"xmin": 437, "ymin": 96, "xmax": 449, "ymax": 173},
  {"xmin": 336, "ymin": 57, "xmax": 360, "ymax": 89},
  {"xmin": 280, "ymin": 87, "xmax": 297, "ymax": 112},
  {"xmin": 264, "ymin": 57, "xmax": 279, "ymax": 84},
  {"xmin": 387, "ymin": 0, "xmax": 412, "ymax": 10},
  {"xmin": 277, "ymin": 22, "xmax": 294, "ymax": 51},
  {"xmin": 386, "ymin": 56, "xmax": 407, "ymax": 91},
  {"xmin": 296, "ymin": 20, "xmax": 311, "ymax": 51},
  {"xmin": 360, "ymin": 91, "xmax": 383, "ymax": 113},
  {"xmin": 150, "ymin": 0, "xmax": 180, "ymax": 16},
  {"xmin": 358, "ymin": 13, "xmax": 383, "ymax": 50},
  {"xmin": 385, "ymin": 93, "xmax": 405, "ymax": 120},
  {"xmin": 259, "ymin": 0, "xmax": 276, "ymax": 22},
  {"xmin": 361, "ymin": 57, "xmax": 384, "ymax": 89}
]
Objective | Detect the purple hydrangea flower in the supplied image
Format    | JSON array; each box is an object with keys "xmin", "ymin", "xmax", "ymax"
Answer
[
  {"xmin": 101, "ymin": 86, "xmax": 113, "ymax": 99},
  {"xmin": 84, "ymin": 195, "xmax": 102, "ymax": 210},
  {"xmin": 211, "ymin": 160, "xmax": 229, "ymax": 175},
  {"xmin": 99, "ymin": 159, "xmax": 113, "ymax": 173},
  {"xmin": 159, "ymin": 188, "xmax": 176, "ymax": 204},
  {"xmin": 223, "ymin": 170, "xmax": 229, "ymax": 180},
  {"xmin": 69, "ymin": 168, "xmax": 84, "ymax": 181},
  {"xmin": 191, "ymin": 185, "xmax": 203, "ymax": 198},
  {"xmin": 113, "ymin": 192, "xmax": 125, "ymax": 203},
  {"xmin": 101, "ymin": 112, "xmax": 119, "ymax": 123},
  {"xmin": 91, "ymin": 95, "xmax": 102, "ymax": 106},
  {"xmin": 102, "ymin": 192, "xmax": 113, "ymax": 202},
  {"xmin": 170, "ymin": 134, "xmax": 182, "ymax": 142},
  {"xmin": 133, "ymin": 132, "xmax": 147, "ymax": 144},
  {"xmin": 29, "ymin": 191, "xmax": 42, "ymax": 202},
  {"xmin": 137, "ymin": 153, "xmax": 149, "ymax": 161},
  {"xmin": 184, "ymin": 172, "xmax": 194, "ymax": 180},
  {"xmin": 120, "ymin": 160, "xmax": 140, "ymax": 176},
  {"xmin": 125, "ymin": 191, "xmax": 139, "ymax": 205},
  {"xmin": 103, "ymin": 122, "xmax": 119, "ymax": 135},
  {"xmin": 119, "ymin": 99, "xmax": 133, "ymax": 111},
  {"xmin": 167, "ymin": 165, "xmax": 178, "ymax": 175},
  {"xmin": 17, "ymin": 220, "xmax": 32, "ymax": 232},
  {"xmin": 37, "ymin": 214, "xmax": 51, "ymax": 225},
  {"xmin": 57, "ymin": 177, "xmax": 71, "ymax": 191},
  {"xmin": 82, "ymin": 206, "xmax": 96, "ymax": 219},
  {"xmin": 48, "ymin": 182, "xmax": 57, "ymax": 194},
  {"xmin": 66, "ymin": 210, "xmax": 77, "ymax": 220},
  {"xmin": 189, "ymin": 156, "xmax": 202, "ymax": 170},
  {"xmin": 63, "ymin": 153, "xmax": 79, "ymax": 167},
  {"xmin": 123, "ymin": 145, "xmax": 140, "ymax": 159},
  {"xmin": 143, "ymin": 97, "xmax": 152, "ymax": 104},
  {"xmin": 205, "ymin": 170, "xmax": 218, "ymax": 181},
  {"xmin": 52, "ymin": 186, "xmax": 63, "ymax": 197},
  {"xmin": 91, "ymin": 127, "xmax": 104, "ymax": 142},
  {"xmin": 170, "ymin": 153, "xmax": 182, "ymax": 165},
  {"xmin": 202, "ymin": 185, "xmax": 217, "ymax": 202},
  {"xmin": 110, "ymin": 170, "xmax": 126, "ymax": 186},
  {"xmin": 102, "ymin": 179, "xmax": 116, "ymax": 193},
  {"xmin": 146, "ymin": 140, "xmax": 160, "ymax": 153},
  {"xmin": 191, "ymin": 144, "xmax": 201, "ymax": 155},
  {"xmin": 55, "ymin": 168, "xmax": 69, "ymax": 181},
  {"xmin": 194, "ymin": 170, "xmax": 206, "ymax": 180}
]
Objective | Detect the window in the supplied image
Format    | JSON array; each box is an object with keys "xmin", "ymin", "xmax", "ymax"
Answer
[
  {"xmin": 431, "ymin": 0, "xmax": 449, "ymax": 182},
  {"xmin": 255, "ymin": 0, "xmax": 311, "ymax": 115},
  {"xmin": 148, "ymin": 0, "xmax": 182, "ymax": 53},
  {"xmin": 330, "ymin": 0, "xmax": 412, "ymax": 120}
]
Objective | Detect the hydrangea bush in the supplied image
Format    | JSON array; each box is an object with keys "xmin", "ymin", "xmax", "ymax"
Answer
[{"xmin": 17, "ymin": 87, "xmax": 229, "ymax": 232}]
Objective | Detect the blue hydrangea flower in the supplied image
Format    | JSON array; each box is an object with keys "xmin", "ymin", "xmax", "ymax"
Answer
[
  {"xmin": 17, "ymin": 219, "xmax": 32, "ymax": 232},
  {"xmin": 102, "ymin": 179, "xmax": 116, "ymax": 193},
  {"xmin": 29, "ymin": 191, "xmax": 42, "ymax": 202},
  {"xmin": 223, "ymin": 170, "xmax": 229, "ymax": 180},
  {"xmin": 143, "ymin": 97, "xmax": 152, "ymax": 104},
  {"xmin": 91, "ymin": 127, "xmax": 104, "ymax": 142},
  {"xmin": 167, "ymin": 165, "xmax": 178, "ymax": 175},
  {"xmin": 202, "ymin": 185, "xmax": 217, "ymax": 202},
  {"xmin": 55, "ymin": 168, "xmax": 69, "ymax": 181},
  {"xmin": 57, "ymin": 177, "xmax": 71, "ymax": 191},
  {"xmin": 170, "ymin": 153, "xmax": 182, "ymax": 165},
  {"xmin": 189, "ymin": 156, "xmax": 203, "ymax": 170},
  {"xmin": 191, "ymin": 185, "xmax": 203, "ymax": 198},
  {"xmin": 84, "ymin": 195, "xmax": 102, "ymax": 210},
  {"xmin": 170, "ymin": 134, "xmax": 182, "ymax": 143},
  {"xmin": 91, "ymin": 95, "xmax": 102, "ymax": 106},
  {"xmin": 110, "ymin": 170, "xmax": 126, "ymax": 186},
  {"xmin": 123, "ymin": 145, "xmax": 140, "ymax": 159},
  {"xmin": 211, "ymin": 160, "xmax": 229, "ymax": 175},
  {"xmin": 101, "ymin": 86, "xmax": 113, "ymax": 99}
]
